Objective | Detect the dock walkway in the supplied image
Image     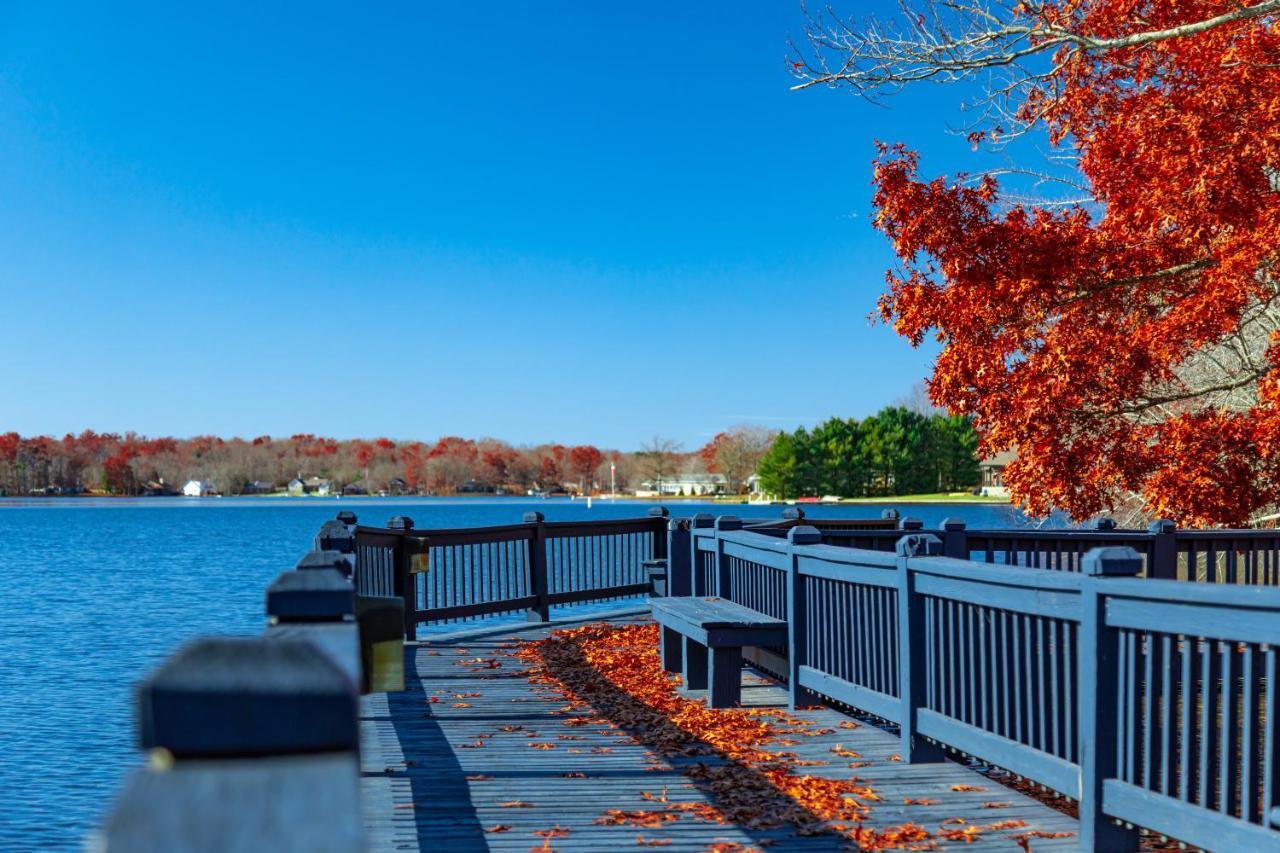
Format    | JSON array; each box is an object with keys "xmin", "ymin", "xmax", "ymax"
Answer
[{"xmin": 359, "ymin": 613, "xmax": 1080, "ymax": 851}]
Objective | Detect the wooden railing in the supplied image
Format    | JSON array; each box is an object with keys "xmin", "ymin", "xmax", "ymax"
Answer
[
  {"xmin": 93, "ymin": 512, "xmax": 402, "ymax": 852},
  {"xmin": 354, "ymin": 509, "xmax": 670, "ymax": 639},
  {"xmin": 720, "ymin": 515, "xmax": 1280, "ymax": 585},
  {"xmin": 692, "ymin": 524, "xmax": 1280, "ymax": 852}
]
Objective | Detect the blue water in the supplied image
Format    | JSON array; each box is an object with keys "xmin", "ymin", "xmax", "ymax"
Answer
[{"xmin": 0, "ymin": 496, "xmax": 1044, "ymax": 849}]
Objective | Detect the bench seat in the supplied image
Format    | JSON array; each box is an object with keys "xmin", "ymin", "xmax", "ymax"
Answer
[{"xmin": 650, "ymin": 597, "xmax": 786, "ymax": 708}]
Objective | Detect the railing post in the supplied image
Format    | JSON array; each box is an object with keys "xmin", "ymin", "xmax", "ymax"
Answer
[
  {"xmin": 787, "ymin": 525, "xmax": 821, "ymax": 710},
  {"xmin": 648, "ymin": 506, "xmax": 669, "ymax": 560},
  {"xmin": 1147, "ymin": 519, "xmax": 1177, "ymax": 579},
  {"xmin": 939, "ymin": 517, "xmax": 967, "ymax": 559},
  {"xmin": 1092, "ymin": 517, "xmax": 1117, "ymax": 532},
  {"xmin": 1079, "ymin": 546, "xmax": 1142, "ymax": 852},
  {"xmin": 666, "ymin": 519, "xmax": 692, "ymax": 597},
  {"xmin": 524, "ymin": 511, "xmax": 550, "ymax": 622},
  {"xmin": 388, "ymin": 516, "xmax": 415, "ymax": 641},
  {"xmin": 881, "ymin": 508, "xmax": 899, "ymax": 524},
  {"xmin": 713, "ymin": 516, "xmax": 742, "ymax": 598},
  {"xmin": 895, "ymin": 533, "xmax": 947, "ymax": 763},
  {"xmin": 689, "ymin": 514, "xmax": 714, "ymax": 596},
  {"xmin": 899, "ymin": 517, "xmax": 923, "ymax": 532}
]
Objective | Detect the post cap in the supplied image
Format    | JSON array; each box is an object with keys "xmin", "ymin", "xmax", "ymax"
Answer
[
  {"xmin": 714, "ymin": 515, "xmax": 743, "ymax": 531},
  {"xmin": 136, "ymin": 636, "xmax": 358, "ymax": 758},
  {"xmin": 335, "ymin": 510, "xmax": 357, "ymax": 524},
  {"xmin": 896, "ymin": 533, "xmax": 943, "ymax": 557},
  {"xmin": 387, "ymin": 516, "xmax": 414, "ymax": 531},
  {"xmin": 1081, "ymin": 546, "xmax": 1144, "ymax": 576},
  {"xmin": 881, "ymin": 508, "xmax": 900, "ymax": 521},
  {"xmin": 900, "ymin": 517, "xmax": 924, "ymax": 531},
  {"xmin": 940, "ymin": 517, "xmax": 966, "ymax": 532},
  {"xmin": 690, "ymin": 513, "xmax": 715, "ymax": 528},
  {"xmin": 1147, "ymin": 519, "xmax": 1176, "ymax": 535},
  {"xmin": 781, "ymin": 507, "xmax": 805, "ymax": 520},
  {"xmin": 788, "ymin": 525, "xmax": 821, "ymax": 546},
  {"xmin": 296, "ymin": 550, "xmax": 351, "ymax": 576},
  {"xmin": 267, "ymin": 569, "xmax": 354, "ymax": 621},
  {"xmin": 647, "ymin": 506, "xmax": 669, "ymax": 518},
  {"xmin": 316, "ymin": 524, "xmax": 355, "ymax": 554},
  {"xmin": 523, "ymin": 511, "xmax": 544, "ymax": 523}
]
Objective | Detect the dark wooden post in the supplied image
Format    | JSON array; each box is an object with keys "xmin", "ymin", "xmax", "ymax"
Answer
[
  {"xmin": 781, "ymin": 507, "xmax": 804, "ymax": 528},
  {"xmin": 689, "ymin": 514, "xmax": 714, "ymax": 597},
  {"xmin": 666, "ymin": 519, "xmax": 692, "ymax": 598},
  {"xmin": 895, "ymin": 533, "xmax": 947, "ymax": 763},
  {"xmin": 317, "ymin": 520, "xmax": 355, "ymax": 554},
  {"xmin": 1147, "ymin": 519, "xmax": 1177, "ymax": 579},
  {"xmin": 899, "ymin": 517, "xmax": 923, "ymax": 532},
  {"xmin": 787, "ymin": 525, "xmax": 821, "ymax": 710},
  {"xmin": 1079, "ymin": 546, "xmax": 1142, "ymax": 852},
  {"xmin": 881, "ymin": 508, "xmax": 900, "ymax": 524},
  {"xmin": 648, "ymin": 506, "xmax": 669, "ymax": 560},
  {"xmin": 713, "ymin": 516, "xmax": 741, "ymax": 598},
  {"xmin": 388, "ymin": 516, "xmax": 415, "ymax": 641},
  {"xmin": 524, "ymin": 511, "xmax": 550, "ymax": 622},
  {"xmin": 939, "ymin": 517, "xmax": 967, "ymax": 559},
  {"xmin": 1092, "ymin": 517, "xmax": 1117, "ymax": 531}
]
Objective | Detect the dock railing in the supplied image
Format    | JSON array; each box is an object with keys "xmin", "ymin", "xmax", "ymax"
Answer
[
  {"xmin": 93, "ymin": 511, "xmax": 400, "ymax": 852},
  {"xmin": 354, "ymin": 508, "xmax": 671, "ymax": 639},
  {"xmin": 696, "ymin": 523, "xmax": 1280, "ymax": 852},
  {"xmin": 698, "ymin": 512, "xmax": 1280, "ymax": 586}
]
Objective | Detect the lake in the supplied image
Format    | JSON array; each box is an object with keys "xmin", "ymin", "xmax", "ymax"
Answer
[{"xmin": 0, "ymin": 496, "xmax": 1048, "ymax": 849}]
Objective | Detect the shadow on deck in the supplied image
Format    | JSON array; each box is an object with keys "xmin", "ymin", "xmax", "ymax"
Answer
[{"xmin": 360, "ymin": 614, "xmax": 1080, "ymax": 851}]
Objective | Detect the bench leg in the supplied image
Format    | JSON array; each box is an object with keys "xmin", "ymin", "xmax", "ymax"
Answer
[
  {"xmin": 682, "ymin": 638, "xmax": 708, "ymax": 691},
  {"xmin": 661, "ymin": 627, "xmax": 683, "ymax": 674},
  {"xmin": 708, "ymin": 646, "xmax": 743, "ymax": 708}
]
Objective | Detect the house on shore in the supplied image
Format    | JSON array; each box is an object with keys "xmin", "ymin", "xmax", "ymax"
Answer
[
  {"xmin": 181, "ymin": 480, "xmax": 216, "ymax": 497},
  {"xmin": 342, "ymin": 482, "xmax": 367, "ymax": 496},
  {"xmin": 635, "ymin": 472, "xmax": 727, "ymax": 497},
  {"xmin": 978, "ymin": 450, "xmax": 1016, "ymax": 497},
  {"xmin": 287, "ymin": 477, "xmax": 332, "ymax": 496},
  {"xmin": 241, "ymin": 480, "xmax": 274, "ymax": 495}
]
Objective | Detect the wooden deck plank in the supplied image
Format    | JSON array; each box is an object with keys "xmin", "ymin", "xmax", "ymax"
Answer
[{"xmin": 361, "ymin": 616, "xmax": 1080, "ymax": 851}]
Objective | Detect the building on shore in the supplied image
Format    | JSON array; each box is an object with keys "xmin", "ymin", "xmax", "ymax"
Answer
[
  {"xmin": 181, "ymin": 479, "xmax": 216, "ymax": 497},
  {"xmin": 978, "ymin": 450, "xmax": 1015, "ymax": 497},
  {"xmin": 634, "ymin": 472, "xmax": 727, "ymax": 497},
  {"xmin": 287, "ymin": 476, "xmax": 332, "ymax": 496}
]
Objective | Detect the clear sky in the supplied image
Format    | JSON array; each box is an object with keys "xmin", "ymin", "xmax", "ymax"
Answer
[{"xmin": 0, "ymin": 3, "xmax": 991, "ymax": 450}]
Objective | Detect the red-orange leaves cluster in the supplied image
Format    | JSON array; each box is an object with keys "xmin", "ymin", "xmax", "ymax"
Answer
[
  {"xmin": 514, "ymin": 623, "xmax": 1030, "ymax": 849},
  {"xmin": 872, "ymin": 3, "xmax": 1280, "ymax": 524}
]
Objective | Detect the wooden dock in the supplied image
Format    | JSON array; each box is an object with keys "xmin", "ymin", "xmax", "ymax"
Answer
[{"xmin": 359, "ymin": 612, "xmax": 1080, "ymax": 851}]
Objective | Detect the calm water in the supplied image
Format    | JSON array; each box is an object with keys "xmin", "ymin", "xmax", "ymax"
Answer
[{"xmin": 0, "ymin": 496, "xmax": 1045, "ymax": 849}]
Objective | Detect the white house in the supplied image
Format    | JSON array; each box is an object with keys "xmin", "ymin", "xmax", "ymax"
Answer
[
  {"xmin": 182, "ymin": 480, "xmax": 216, "ymax": 497},
  {"xmin": 635, "ymin": 472, "xmax": 727, "ymax": 497}
]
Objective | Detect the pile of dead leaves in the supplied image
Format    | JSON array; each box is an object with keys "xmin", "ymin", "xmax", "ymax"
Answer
[{"xmin": 509, "ymin": 622, "xmax": 1063, "ymax": 850}]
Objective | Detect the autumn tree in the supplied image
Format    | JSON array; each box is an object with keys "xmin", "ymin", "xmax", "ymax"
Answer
[
  {"xmin": 568, "ymin": 445, "xmax": 605, "ymax": 494},
  {"xmin": 699, "ymin": 426, "xmax": 777, "ymax": 494},
  {"xmin": 636, "ymin": 436, "xmax": 682, "ymax": 493},
  {"xmin": 794, "ymin": 1, "xmax": 1280, "ymax": 525}
]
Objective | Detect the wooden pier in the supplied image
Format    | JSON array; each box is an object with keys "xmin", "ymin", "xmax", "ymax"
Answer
[
  {"xmin": 360, "ymin": 613, "xmax": 1079, "ymax": 851},
  {"xmin": 94, "ymin": 509, "xmax": 1280, "ymax": 852}
]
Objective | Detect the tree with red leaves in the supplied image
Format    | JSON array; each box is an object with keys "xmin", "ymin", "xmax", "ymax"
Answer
[
  {"xmin": 794, "ymin": 1, "xmax": 1280, "ymax": 524},
  {"xmin": 568, "ymin": 445, "xmax": 605, "ymax": 494}
]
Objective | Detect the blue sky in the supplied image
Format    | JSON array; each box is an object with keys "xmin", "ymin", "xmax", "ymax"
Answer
[{"xmin": 0, "ymin": 3, "xmax": 993, "ymax": 450}]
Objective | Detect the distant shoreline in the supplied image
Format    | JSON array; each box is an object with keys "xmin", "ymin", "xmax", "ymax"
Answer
[{"xmin": 1, "ymin": 492, "xmax": 1011, "ymax": 506}]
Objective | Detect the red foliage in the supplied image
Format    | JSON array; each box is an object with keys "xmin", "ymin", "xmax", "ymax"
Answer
[{"xmin": 872, "ymin": 4, "xmax": 1280, "ymax": 524}]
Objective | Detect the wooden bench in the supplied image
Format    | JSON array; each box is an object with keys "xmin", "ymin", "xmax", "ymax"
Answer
[{"xmin": 649, "ymin": 597, "xmax": 786, "ymax": 708}]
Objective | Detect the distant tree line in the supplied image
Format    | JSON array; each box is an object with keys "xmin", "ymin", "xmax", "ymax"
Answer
[
  {"xmin": 754, "ymin": 408, "xmax": 981, "ymax": 499},
  {"xmin": 0, "ymin": 431, "xmax": 662, "ymax": 497}
]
